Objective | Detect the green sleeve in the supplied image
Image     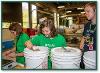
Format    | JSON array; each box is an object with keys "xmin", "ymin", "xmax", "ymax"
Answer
[
  {"xmin": 16, "ymin": 33, "xmax": 30, "ymax": 53},
  {"xmin": 22, "ymin": 33, "xmax": 30, "ymax": 43},
  {"xmin": 59, "ymin": 35, "xmax": 67, "ymax": 47},
  {"xmin": 30, "ymin": 35, "xmax": 40, "ymax": 46},
  {"xmin": 62, "ymin": 36, "xmax": 67, "ymax": 47}
]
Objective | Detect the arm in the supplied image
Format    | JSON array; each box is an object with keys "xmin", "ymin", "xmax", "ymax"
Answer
[
  {"xmin": 16, "ymin": 52, "xmax": 24, "ymax": 56},
  {"xmin": 80, "ymin": 36, "xmax": 85, "ymax": 50},
  {"xmin": 79, "ymin": 22, "xmax": 89, "ymax": 50},
  {"xmin": 6, "ymin": 52, "xmax": 24, "ymax": 58},
  {"xmin": 3, "ymin": 47, "xmax": 16, "ymax": 56},
  {"xmin": 24, "ymin": 40, "xmax": 33, "ymax": 49},
  {"xmin": 11, "ymin": 47, "xmax": 16, "ymax": 52},
  {"xmin": 24, "ymin": 34, "xmax": 40, "ymax": 49}
]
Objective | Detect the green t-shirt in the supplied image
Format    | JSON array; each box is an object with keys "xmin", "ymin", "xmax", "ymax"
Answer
[
  {"xmin": 16, "ymin": 33, "xmax": 30, "ymax": 64},
  {"xmin": 30, "ymin": 34, "xmax": 67, "ymax": 69},
  {"xmin": 31, "ymin": 34, "xmax": 67, "ymax": 51}
]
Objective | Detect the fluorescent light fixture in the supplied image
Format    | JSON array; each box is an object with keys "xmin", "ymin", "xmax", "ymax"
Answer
[
  {"xmin": 81, "ymin": 12, "xmax": 85, "ymax": 14},
  {"xmin": 57, "ymin": 6, "xmax": 65, "ymax": 8},
  {"xmin": 61, "ymin": 15, "xmax": 66, "ymax": 18},
  {"xmin": 66, "ymin": 11, "xmax": 72, "ymax": 13},
  {"xmin": 77, "ymin": 8, "xmax": 84, "ymax": 10}
]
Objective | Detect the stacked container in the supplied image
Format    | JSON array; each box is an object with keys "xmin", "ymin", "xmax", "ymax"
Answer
[
  {"xmin": 24, "ymin": 46, "xmax": 48, "ymax": 69},
  {"xmin": 83, "ymin": 51, "xmax": 96, "ymax": 69},
  {"xmin": 51, "ymin": 47, "xmax": 81, "ymax": 69}
]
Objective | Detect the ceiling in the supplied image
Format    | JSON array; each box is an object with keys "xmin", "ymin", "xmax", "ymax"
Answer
[
  {"xmin": 52, "ymin": 2, "xmax": 88, "ymax": 16},
  {"xmin": 33, "ymin": 2, "xmax": 91, "ymax": 18}
]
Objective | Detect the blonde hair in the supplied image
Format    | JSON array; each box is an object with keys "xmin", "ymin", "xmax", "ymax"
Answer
[{"xmin": 85, "ymin": 2, "xmax": 96, "ymax": 12}]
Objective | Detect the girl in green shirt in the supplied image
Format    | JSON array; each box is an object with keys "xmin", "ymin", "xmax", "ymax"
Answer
[
  {"xmin": 8, "ymin": 22, "xmax": 30, "ymax": 65},
  {"xmin": 25, "ymin": 18, "xmax": 67, "ymax": 69}
]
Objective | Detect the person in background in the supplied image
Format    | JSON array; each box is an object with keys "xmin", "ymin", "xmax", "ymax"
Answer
[
  {"xmin": 80, "ymin": 2, "xmax": 96, "ymax": 51},
  {"xmin": 7, "ymin": 22, "xmax": 30, "ymax": 65},
  {"xmin": 25, "ymin": 18, "xmax": 67, "ymax": 69}
]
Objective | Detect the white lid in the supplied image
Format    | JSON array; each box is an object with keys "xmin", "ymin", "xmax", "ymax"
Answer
[
  {"xmin": 51, "ymin": 47, "xmax": 81, "ymax": 57},
  {"xmin": 24, "ymin": 46, "xmax": 48, "ymax": 57}
]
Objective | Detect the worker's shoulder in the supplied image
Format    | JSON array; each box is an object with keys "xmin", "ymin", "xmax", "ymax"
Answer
[
  {"xmin": 32, "ymin": 34, "xmax": 44, "ymax": 38},
  {"xmin": 21, "ymin": 33, "xmax": 29, "ymax": 37},
  {"xmin": 56, "ymin": 34, "xmax": 65, "ymax": 38}
]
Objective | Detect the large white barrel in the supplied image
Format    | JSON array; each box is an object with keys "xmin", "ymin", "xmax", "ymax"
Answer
[
  {"xmin": 83, "ymin": 51, "xmax": 96, "ymax": 69},
  {"xmin": 51, "ymin": 47, "xmax": 81, "ymax": 69},
  {"xmin": 24, "ymin": 46, "xmax": 48, "ymax": 69}
]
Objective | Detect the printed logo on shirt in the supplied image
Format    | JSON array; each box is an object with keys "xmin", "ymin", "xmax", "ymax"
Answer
[
  {"xmin": 88, "ymin": 44, "xmax": 93, "ymax": 50},
  {"xmin": 85, "ymin": 36, "xmax": 94, "ymax": 51},
  {"xmin": 45, "ymin": 44, "xmax": 55, "ymax": 48}
]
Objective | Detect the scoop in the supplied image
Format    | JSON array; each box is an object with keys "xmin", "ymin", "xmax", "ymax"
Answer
[
  {"xmin": 62, "ymin": 47, "xmax": 71, "ymax": 52},
  {"xmin": 31, "ymin": 46, "xmax": 40, "ymax": 51}
]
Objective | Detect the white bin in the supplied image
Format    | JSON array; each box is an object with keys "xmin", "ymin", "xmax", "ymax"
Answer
[
  {"xmin": 83, "ymin": 51, "xmax": 96, "ymax": 69},
  {"xmin": 51, "ymin": 47, "xmax": 81, "ymax": 69},
  {"xmin": 24, "ymin": 46, "xmax": 48, "ymax": 69}
]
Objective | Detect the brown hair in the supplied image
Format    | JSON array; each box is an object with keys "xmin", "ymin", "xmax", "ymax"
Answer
[
  {"xmin": 85, "ymin": 2, "xmax": 96, "ymax": 12},
  {"xmin": 9, "ymin": 22, "xmax": 23, "ymax": 35},
  {"xmin": 39, "ymin": 19, "xmax": 57, "ymax": 37}
]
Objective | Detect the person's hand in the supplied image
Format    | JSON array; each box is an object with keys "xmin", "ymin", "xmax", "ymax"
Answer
[
  {"xmin": 25, "ymin": 40, "xmax": 33, "ymax": 49},
  {"xmin": 7, "ymin": 52, "xmax": 16, "ymax": 58},
  {"xmin": 3, "ymin": 49, "xmax": 13, "ymax": 56},
  {"xmin": 2, "ymin": 50, "xmax": 16, "ymax": 61},
  {"xmin": 79, "ymin": 44, "xmax": 83, "ymax": 50},
  {"xmin": 79, "ymin": 37, "xmax": 85, "ymax": 51},
  {"xmin": 32, "ymin": 46, "xmax": 40, "ymax": 51}
]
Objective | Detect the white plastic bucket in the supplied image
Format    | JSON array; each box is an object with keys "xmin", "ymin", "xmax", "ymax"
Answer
[
  {"xmin": 52, "ymin": 62, "xmax": 80, "ymax": 69},
  {"xmin": 24, "ymin": 46, "xmax": 48, "ymax": 69},
  {"xmin": 51, "ymin": 47, "xmax": 81, "ymax": 69},
  {"xmin": 83, "ymin": 51, "xmax": 96, "ymax": 69}
]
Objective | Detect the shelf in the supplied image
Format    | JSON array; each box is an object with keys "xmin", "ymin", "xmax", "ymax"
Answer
[{"xmin": 65, "ymin": 33, "xmax": 82, "ymax": 36}]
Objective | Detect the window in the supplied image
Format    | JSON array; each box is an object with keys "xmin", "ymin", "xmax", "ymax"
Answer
[
  {"xmin": 31, "ymin": 5, "xmax": 37, "ymax": 28},
  {"xmin": 22, "ymin": 2, "xmax": 29, "ymax": 28},
  {"xmin": 2, "ymin": 22, "xmax": 10, "ymax": 28}
]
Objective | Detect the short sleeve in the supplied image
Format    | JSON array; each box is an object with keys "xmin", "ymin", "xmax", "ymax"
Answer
[
  {"xmin": 59, "ymin": 35, "xmax": 67, "ymax": 47},
  {"xmin": 22, "ymin": 33, "xmax": 30, "ymax": 42},
  {"xmin": 30, "ymin": 35, "xmax": 40, "ymax": 46},
  {"xmin": 62, "ymin": 37, "xmax": 67, "ymax": 47}
]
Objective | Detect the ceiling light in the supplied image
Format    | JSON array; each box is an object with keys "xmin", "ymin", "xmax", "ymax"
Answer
[
  {"xmin": 66, "ymin": 11, "xmax": 72, "ymax": 13},
  {"xmin": 77, "ymin": 8, "xmax": 84, "ymax": 10},
  {"xmin": 61, "ymin": 15, "xmax": 67, "ymax": 18},
  {"xmin": 81, "ymin": 12, "xmax": 85, "ymax": 14},
  {"xmin": 57, "ymin": 6, "xmax": 65, "ymax": 8}
]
